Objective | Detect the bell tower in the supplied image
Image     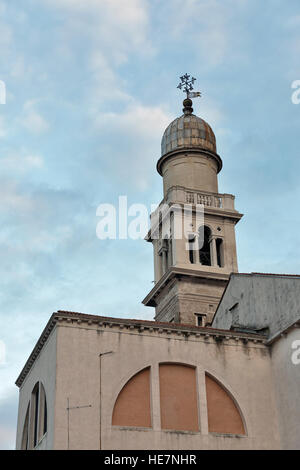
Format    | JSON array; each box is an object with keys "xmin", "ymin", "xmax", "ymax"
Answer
[{"xmin": 143, "ymin": 76, "xmax": 243, "ymax": 326}]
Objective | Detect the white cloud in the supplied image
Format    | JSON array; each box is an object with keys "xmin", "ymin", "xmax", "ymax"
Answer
[
  {"xmin": 88, "ymin": 51, "xmax": 132, "ymax": 104},
  {"xmin": 45, "ymin": 0, "xmax": 148, "ymax": 28},
  {"xmin": 95, "ymin": 103, "xmax": 170, "ymax": 138},
  {"xmin": 158, "ymin": 0, "xmax": 249, "ymax": 67},
  {"xmin": 42, "ymin": 0, "xmax": 152, "ymax": 61},
  {"xmin": 0, "ymin": 22, "xmax": 12, "ymax": 49},
  {"xmin": 93, "ymin": 102, "xmax": 171, "ymax": 190},
  {"xmin": 10, "ymin": 56, "xmax": 28, "ymax": 79},
  {"xmin": 21, "ymin": 100, "xmax": 49, "ymax": 134},
  {"xmin": 0, "ymin": 152, "xmax": 44, "ymax": 173},
  {"xmin": 0, "ymin": 181, "xmax": 34, "ymax": 212}
]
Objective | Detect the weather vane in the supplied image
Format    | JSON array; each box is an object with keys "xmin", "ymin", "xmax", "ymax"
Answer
[{"xmin": 177, "ymin": 74, "xmax": 201, "ymax": 99}]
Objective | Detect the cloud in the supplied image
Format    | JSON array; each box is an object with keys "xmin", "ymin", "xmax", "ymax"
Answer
[
  {"xmin": 95, "ymin": 103, "xmax": 170, "ymax": 138},
  {"xmin": 0, "ymin": 21, "xmax": 12, "ymax": 49},
  {"xmin": 87, "ymin": 51, "xmax": 132, "ymax": 104},
  {"xmin": 0, "ymin": 152, "xmax": 43, "ymax": 173},
  {"xmin": 10, "ymin": 56, "xmax": 28, "ymax": 79},
  {"xmin": 41, "ymin": 0, "xmax": 152, "ymax": 62},
  {"xmin": 155, "ymin": 0, "xmax": 250, "ymax": 67},
  {"xmin": 93, "ymin": 102, "xmax": 171, "ymax": 190},
  {"xmin": 21, "ymin": 100, "xmax": 50, "ymax": 134},
  {"xmin": 0, "ymin": 390, "xmax": 18, "ymax": 450},
  {"xmin": 0, "ymin": 180, "xmax": 34, "ymax": 212}
]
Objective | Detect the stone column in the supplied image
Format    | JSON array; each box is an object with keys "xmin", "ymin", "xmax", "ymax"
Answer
[
  {"xmin": 197, "ymin": 368, "xmax": 208, "ymax": 435},
  {"xmin": 162, "ymin": 249, "xmax": 168, "ymax": 274},
  {"xmin": 210, "ymin": 237, "xmax": 217, "ymax": 267},
  {"xmin": 151, "ymin": 363, "xmax": 161, "ymax": 431},
  {"xmin": 196, "ymin": 234, "xmax": 202, "ymax": 265}
]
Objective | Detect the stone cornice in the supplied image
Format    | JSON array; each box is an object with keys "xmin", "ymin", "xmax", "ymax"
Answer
[
  {"xmin": 15, "ymin": 309, "xmax": 267, "ymax": 388},
  {"xmin": 15, "ymin": 314, "xmax": 57, "ymax": 388},
  {"xmin": 142, "ymin": 267, "xmax": 230, "ymax": 307}
]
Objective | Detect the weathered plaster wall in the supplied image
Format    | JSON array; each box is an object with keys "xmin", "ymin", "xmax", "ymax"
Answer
[
  {"xmin": 15, "ymin": 329, "xmax": 57, "ymax": 450},
  {"xmin": 270, "ymin": 328, "xmax": 300, "ymax": 449},
  {"xmin": 51, "ymin": 319, "xmax": 280, "ymax": 450},
  {"xmin": 213, "ymin": 274, "xmax": 300, "ymax": 337},
  {"xmin": 53, "ymin": 322, "xmax": 101, "ymax": 450}
]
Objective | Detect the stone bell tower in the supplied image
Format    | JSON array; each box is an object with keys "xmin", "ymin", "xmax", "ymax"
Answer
[{"xmin": 143, "ymin": 79, "xmax": 243, "ymax": 326}]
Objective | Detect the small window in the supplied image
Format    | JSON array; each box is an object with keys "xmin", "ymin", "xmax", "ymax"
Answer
[{"xmin": 195, "ymin": 313, "xmax": 206, "ymax": 327}]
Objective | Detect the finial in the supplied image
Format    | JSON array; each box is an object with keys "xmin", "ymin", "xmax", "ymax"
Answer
[
  {"xmin": 177, "ymin": 74, "xmax": 202, "ymax": 115},
  {"xmin": 183, "ymin": 98, "xmax": 193, "ymax": 115}
]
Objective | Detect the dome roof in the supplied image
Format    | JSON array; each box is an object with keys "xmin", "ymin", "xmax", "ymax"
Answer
[
  {"xmin": 157, "ymin": 98, "xmax": 222, "ymax": 176},
  {"xmin": 161, "ymin": 113, "xmax": 216, "ymax": 157}
]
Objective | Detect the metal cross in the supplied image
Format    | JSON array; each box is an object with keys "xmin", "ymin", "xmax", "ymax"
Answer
[{"xmin": 177, "ymin": 74, "xmax": 201, "ymax": 99}]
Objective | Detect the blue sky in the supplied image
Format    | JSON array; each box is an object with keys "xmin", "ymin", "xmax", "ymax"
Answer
[{"xmin": 0, "ymin": 0, "xmax": 300, "ymax": 449}]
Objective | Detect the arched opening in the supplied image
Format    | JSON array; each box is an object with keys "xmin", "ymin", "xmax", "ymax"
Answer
[
  {"xmin": 112, "ymin": 367, "xmax": 151, "ymax": 428},
  {"xmin": 188, "ymin": 235, "xmax": 196, "ymax": 264},
  {"xmin": 216, "ymin": 238, "xmax": 224, "ymax": 267},
  {"xmin": 159, "ymin": 363, "xmax": 199, "ymax": 432},
  {"xmin": 39, "ymin": 383, "xmax": 47, "ymax": 438},
  {"xmin": 32, "ymin": 383, "xmax": 39, "ymax": 448},
  {"xmin": 22, "ymin": 381, "xmax": 48, "ymax": 449},
  {"xmin": 199, "ymin": 226, "xmax": 212, "ymax": 266},
  {"xmin": 205, "ymin": 374, "xmax": 246, "ymax": 435}
]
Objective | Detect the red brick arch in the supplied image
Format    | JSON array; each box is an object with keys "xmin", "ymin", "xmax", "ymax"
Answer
[
  {"xmin": 205, "ymin": 373, "xmax": 246, "ymax": 435},
  {"xmin": 112, "ymin": 367, "xmax": 151, "ymax": 428}
]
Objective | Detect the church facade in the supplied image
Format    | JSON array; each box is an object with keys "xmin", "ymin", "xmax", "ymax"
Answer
[{"xmin": 15, "ymin": 94, "xmax": 300, "ymax": 450}]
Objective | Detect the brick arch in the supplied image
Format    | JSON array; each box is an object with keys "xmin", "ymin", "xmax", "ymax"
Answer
[
  {"xmin": 112, "ymin": 367, "xmax": 151, "ymax": 428},
  {"xmin": 205, "ymin": 373, "xmax": 246, "ymax": 435},
  {"xmin": 159, "ymin": 363, "xmax": 199, "ymax": 432}
]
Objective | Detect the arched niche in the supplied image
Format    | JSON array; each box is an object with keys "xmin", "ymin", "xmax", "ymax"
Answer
[
  {"xmin": 205, "ymin": 373, "xmax": 246, "ymax": 435},
  {"xmin": 112, "ymin": 367, "xmax": 151, "ymax": 428}
]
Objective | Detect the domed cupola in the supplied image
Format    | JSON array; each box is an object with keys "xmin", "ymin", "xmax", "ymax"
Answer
[{"xmin": 157, "ymin": 98, "xmax": 222, "ymax": 177}]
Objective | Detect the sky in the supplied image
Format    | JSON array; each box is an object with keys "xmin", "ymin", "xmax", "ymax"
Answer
[{"xmin": 0, "ymin": 0, "xmax": 300, "ymax": 450}]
